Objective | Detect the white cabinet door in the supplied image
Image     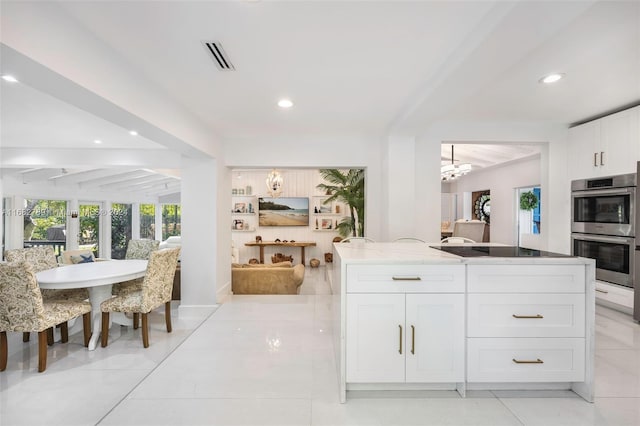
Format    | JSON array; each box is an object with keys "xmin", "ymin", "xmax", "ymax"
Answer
[
  {"xmin": 567, "ymin": 119, "xmax": 600, "ymax": 180},
  {"xmin": 346, "ymin": 294, "xmax": 406, "ymax": 382},
  {"xmin": 601, "ymin": 106, "xmax": 640, "ymax": 175},
  {"xmin": 405, "ymin": 294, "xmax": 465, "ymax": 382}
]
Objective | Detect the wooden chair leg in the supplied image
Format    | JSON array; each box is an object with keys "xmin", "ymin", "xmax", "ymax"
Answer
[
  {"xmin": 60, "ymin": 322, "xmax": 69, "ymax": 343},
  {"xmin": 101, "ymin": 312, "xmax": 110, "ymax": 348},
  {"xmin": 37, "ymin": 331, "xmax": 48, "ymax": 372},
  {"xmin": 165, "ymin": 301, "xmax": 172, "ymax": 333},
  {"xmin": 22, "ymin": 332, "xmax": 30, "ymax": 343},
  {"xmin": 133, "ymin": 313, "xmax": 139, "ymax": 330},
  {"xmin": 82, "ymin": 313, "xmax": 91, "ymax": 347},
  {"xmin": 46, "ymin": 328, "xmax": 54, "ymax": 346},
  {"xmin": 1, "ymin": 331, "xmax": 7, "ymax": 372},
  {"xmin": 141, "ymin": 313, "xmax": 149, "ymax": 348}
]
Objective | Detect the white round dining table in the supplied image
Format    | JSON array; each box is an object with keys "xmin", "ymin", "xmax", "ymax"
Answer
[{"xmin": 36, "ymin": 259, "xmax": 148, "ymax": 350}]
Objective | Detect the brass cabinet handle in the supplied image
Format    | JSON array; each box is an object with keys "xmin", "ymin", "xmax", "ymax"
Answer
[
  {"xmin": 410, "ymin": 325, "xmax": 415, "ymax": 355},
  {"xmin": 512, "ymin": 358, "xmax": 544, "ymax": 364},
  {"xmin": 600, "ymin": 151, "xmax": 605, "ymax": 166},
  {"xmin": 392, "ymin": 276, "xmax": 421, "ymax": 281},
  {"xmin": 398, "ymin": 325, "xmax": 403, "ymax": 354},
  {"xmin": 512, "ymin": 314, "xmax": 544, "ymax": 319},
  {"xmin": 596, "ymin": 289, "xmax": 609, "ymax": 294},
  {"xmin": 594, "ymin": 152, "xmax": 598, "ymax": 167}
]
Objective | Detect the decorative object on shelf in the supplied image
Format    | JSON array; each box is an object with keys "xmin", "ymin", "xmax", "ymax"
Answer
[
  {"xmin": 255, "ymin": 235, "xmax": 262, "ymax": 243},
  {"xmin": 324, "ymin": 253, "xmax": 333, "ymax": 263},
  {"xmin": 274, "ymin": 238, "xmax": 281, "ymax": 242},
  {"xmin": 310, "ymin": 258, "xmax": 320, "ymax": 268},
  {"xmin": 519, "ymin": 191, "xmax": 539, "ymax": 211},
  {"xmin": 238, "ymin": 188, "xmax": 245, "ymax": 195},
  {"xmin": 245, "ymin": 185, "xmax": 252, "ymax": 195},
  {"xmin": 315, "ymin": 218, "xmax": 319, "ymax": 229},
  {"xmin": 233, "ymin": 219, "xmax": 245, "ymax": 230},
  {"xmin": 272, "ymin": 253, "xmax": 293, "ymax": 264},
  {"xmin": 234, "ymin": 202, "xmax": 247, "ymax": 213},
  {"xmin": 265, "ymin": 169, "xmax": 283, "ymax": 198},
  {"xmin": 321, "ymin": 218, "xmax": 333, "ymax": 230},
  {"xmin": 441, "ymin": 144, "xmax": 471, "ymax": 181},
  {"xmin": 232, "ymin": 188, "xmax": 238, "ymax": 195},
  {"xmin": 335, "ymin": 205, "xmax": 340, "ymax": 214},
  {"xmin": 316, "ymin": 169, "xmax": 365, "ymax": 238},
  {"xmin": 248, "ymin": 258, "xmax": 259, "ymax": 264}
]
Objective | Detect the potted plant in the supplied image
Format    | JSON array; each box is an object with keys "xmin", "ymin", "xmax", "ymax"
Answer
[
  {"xmin": 519, "ymin": 191, "xmax": 539, "ymax": 211},
  {"xmin": 316, "ymin": 169, "xmax": 365, "ymax": 237}
]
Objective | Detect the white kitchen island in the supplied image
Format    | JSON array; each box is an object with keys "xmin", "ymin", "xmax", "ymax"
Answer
[{"xmin": 332, "ymin": 242, "xmax": 595, "ymax": 403}]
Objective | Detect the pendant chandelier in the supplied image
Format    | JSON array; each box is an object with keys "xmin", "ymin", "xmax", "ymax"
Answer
[
  {"xmin": 441, "ymin": 145, "xmax": 471, "ymax": 181},
  {"xmin": 265, "ymin": 169, "xmax": 283, "ymax": 197}
]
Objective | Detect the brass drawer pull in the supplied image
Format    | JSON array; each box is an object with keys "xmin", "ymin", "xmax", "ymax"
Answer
[
  {"xmin": 398, "ymin": 325, "xmax": 403, "ymax": 354},
  {"xmin": 596, "ymin": 289, "xmax": 609, "ymax": 294},
  {"xmin": 512, "ymin": 358, "xmax": 544, "ymax": 364},
  {"xmin": 512, "ymin": 314, "xmax": 544, "ymax": 319},
  {"xmin": 411, "ymin": 325, "xmax": 415, "ymax": 355},
  {"xmin": 392, "ymin": 276, "xmax": 421, "ymax": 281}
]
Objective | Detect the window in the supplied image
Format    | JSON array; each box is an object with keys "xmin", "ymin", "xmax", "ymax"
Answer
[
  {"xmin": 79, "ymin": 203, "xmax": 101, "ymax": 257},
  {"xmin": 162, "ymin": 204, "xmax": 181, "ymax": 240},
  {"xmin": 24, "ymin": 199, "xmax": 68, "ymax": 256},
  {"xmin": 111, "ymin": 203, "xmax": 132, "ymax": 259},
  {"xmin": 140, "ymin": 204, "xmax": 155, "ymax": 239}
]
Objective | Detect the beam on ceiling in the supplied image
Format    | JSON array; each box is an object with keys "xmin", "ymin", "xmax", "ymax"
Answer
[{"xmin": 1, "ymin": 148, "xmax": 181, "ymax": 168}]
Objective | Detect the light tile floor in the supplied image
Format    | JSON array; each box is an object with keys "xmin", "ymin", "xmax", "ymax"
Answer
[{"xmin": 1, "ymin": 266, "xmax": 639, "ymax": 425}]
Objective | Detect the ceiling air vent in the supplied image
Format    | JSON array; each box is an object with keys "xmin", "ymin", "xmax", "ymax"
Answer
[{"xmin": 202, "ymin": 41, "xmax": 235, "ymax": 71}]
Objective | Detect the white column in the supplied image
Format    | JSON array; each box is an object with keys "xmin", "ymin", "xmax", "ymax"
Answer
[
  {"xmin": 154, "ymin": 204, "xmax": 163, "ymax": 241},
  {"xmin": 66, "ymin": 198, "xmax": 79, "ymax": 250},
  {"xmin": 102, "ymin": 201, "xmax": 111, "ymax": 259},
  {"xmin": 179, "ymin": 156, "xmax": 222, "ymax": 315},
  {"xmin": 415, "ymin": 134, "xmax": 444, "ymax": 242},
  {"xmin": 131, "ymin": 203, "xmax": 141, "ymax": 240},
  {"xmin": 385, "ymin": 135, "xmax": 418, "ymax": 241}
]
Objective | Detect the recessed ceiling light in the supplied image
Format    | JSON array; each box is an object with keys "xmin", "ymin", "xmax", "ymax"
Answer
[
  {"xmin": 1, "ymin": 75, "xmax": 18, "ymax": 83},
  {"xmin": 277, "ymin": 99, "xmax": 293, "ymax": 108},
  {"xmin": 539, "ymin": 73, "xmax": 565, "ymax": 84},
  {"xmin": 129, "ymin": 130, "xmax": 138, "ymax": 136},
  {"xmin": 94, "ymin": 139, "xmax": 102, "ymax": 144}
]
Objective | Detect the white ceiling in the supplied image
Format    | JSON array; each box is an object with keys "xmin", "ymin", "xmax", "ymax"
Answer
[{"xmin": 1, "ymin": 1, "xmax": 639, "ymax": 189}]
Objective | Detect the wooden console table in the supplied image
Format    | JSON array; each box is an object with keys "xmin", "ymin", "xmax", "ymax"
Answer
[{"xmin": 244, "ymin": 241, "xmax": 316, "ymax": 265}]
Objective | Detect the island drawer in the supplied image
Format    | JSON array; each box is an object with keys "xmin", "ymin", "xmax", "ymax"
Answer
[
  {"xmin": 467, "ymin": 294, "xmax": 585, "ymax": 337},
  {"xmin": 467, "ymin": 265, "xmax": 585, "ymax": 293},
  {"xmin": 346, "ymin": 265, "xmax": 465, "ymax": 293},
  {"xmin": 467, "ymin": 338, "xmax": 585, "ymax": 383}
]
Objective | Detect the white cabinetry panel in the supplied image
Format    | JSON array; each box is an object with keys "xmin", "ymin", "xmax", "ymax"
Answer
[
  {"xmin": 467, "ymin": 265, "xmax": 585, "ymax": 293},
  {"xmin": 405, "ymin": 294, "xmax": 465, "ymax": 382},
  {"xmin": 467, "ymin": 338, "xmax": 586, "ymax": 382},
  {"xmin": 468, "ymin": 294, "xmax": 585, "ymax": 337},
  {"xmin": 346, "ymin": 264, "xmax": 465, "ymax": 293},
  {"xmin": 346, "ymin": 294, "xmax": 405, "ymax": 382}
]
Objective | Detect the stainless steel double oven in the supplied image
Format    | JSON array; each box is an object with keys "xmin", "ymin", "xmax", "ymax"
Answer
[{"xmin": 571, "ymin": 166, "xmax": 640, "ymax": 321}]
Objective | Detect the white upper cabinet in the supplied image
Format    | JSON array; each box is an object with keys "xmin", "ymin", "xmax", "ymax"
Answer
[{"xmin": 568, "ymin": 106, "xmax": 640, "ymax": 180}]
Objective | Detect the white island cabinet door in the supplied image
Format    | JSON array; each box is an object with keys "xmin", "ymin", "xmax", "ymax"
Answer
[
  {"xmin": 346, "ymin": 293, "xmax": 406, "ymax": 383},
  {"xmin": 405, "ymin": 294, "xmax": 465, "ymax": 382}
]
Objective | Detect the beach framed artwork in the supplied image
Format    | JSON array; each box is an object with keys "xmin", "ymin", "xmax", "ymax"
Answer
[{"xmin": 258, "ymin": 197, "xmax": 309, "ymax": 226}]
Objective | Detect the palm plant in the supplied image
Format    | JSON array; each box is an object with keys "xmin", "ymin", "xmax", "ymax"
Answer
[{"xmin": 316, "ymin": 169, "xmax": 365, "ymax": 237}]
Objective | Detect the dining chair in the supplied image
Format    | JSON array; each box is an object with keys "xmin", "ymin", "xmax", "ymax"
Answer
[
  {"xmin": 101, "ymin": 247, "xmax": 180, "ymax": 348},
  {"xmin": 5, "ymin": 247, "xmax": 89, "ymax": 342},
  {"xmin": 339, "ymin": 237, "xmax": 376, "ymax": 243},
  {"xmin": 393, "ymin": 237, "xmax": 426, "ymax": 243},
  {"xmin": 450, "ymin": 220, "xmax": 486, "ymax": 242},
  {"xmin": 112, "ymin": 239, "xmax": 161, "ymax": 296},
  {"xmin": 440, "ymin": 237, "xmax": 476, "ymax": 243},
  {"xmin": 0, "ymin": 261, "xmax": 92, "ymax": 372}
]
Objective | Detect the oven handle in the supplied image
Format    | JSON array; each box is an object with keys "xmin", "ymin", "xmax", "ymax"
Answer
[
  {"xmin": 571, "ymin": 187, "xmax": 635, "ymax": 197},
  {"xmin": 572, "ymin": 234, "xmax": 635, "ymax": 245}
]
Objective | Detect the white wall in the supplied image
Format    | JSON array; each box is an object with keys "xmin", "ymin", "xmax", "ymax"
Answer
[
  {"xmin": 225, "ymin": 134, "xmax": 384, "ymax": 241},
  {"xmin": 449, "ymin": 155, "xmax": 541, "ymax": 245},
  {"xmin": 229, "ymin": 169, "xmax": 349, "ymax": 265}
]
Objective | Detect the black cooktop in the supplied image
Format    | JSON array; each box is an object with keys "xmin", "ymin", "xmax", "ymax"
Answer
[{"xmin": 430, "ymin": 245, "xmax": 572, "ymax": 258}]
